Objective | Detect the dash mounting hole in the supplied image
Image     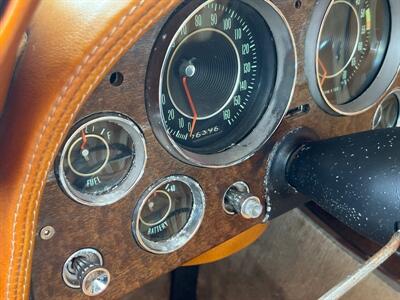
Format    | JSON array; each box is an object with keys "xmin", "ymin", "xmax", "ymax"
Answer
[{"xmin": 109, "ymin": 72, "xmax": 124, "ymax": 86}]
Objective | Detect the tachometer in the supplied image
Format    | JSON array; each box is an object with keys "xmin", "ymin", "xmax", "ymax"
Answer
[
  {"xmin": 146, "ymin": 0, "xmax": 296, "ymax": 167},
  {"xmin": 306, "ymin": 0, "xmax": 399, "ymax": 115},
  {"xmin": 318, "ymin": 0, "xmax": 390, "ymax": 105}
]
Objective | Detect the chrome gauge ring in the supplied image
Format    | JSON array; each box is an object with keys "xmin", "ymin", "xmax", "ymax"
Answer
[
  {"xmin": 56, "ymin": 112, "xmax": 147, "ymax": 206},
  {"xmin": 372, "ymin": 90, "xmax": 400, "ymax": 129},
  {"xmin": 145, "ymin": 0, "xmax": 296, "ymax": 167},
  {"xmin": 132, "ymin": 175, "xmax": 205, "ymax": 254},
  {"xmin": 305, "ymin": 0, "xmax": 400, "ymax": 116}
]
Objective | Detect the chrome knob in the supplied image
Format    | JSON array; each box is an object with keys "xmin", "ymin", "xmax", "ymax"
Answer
[
  {"xmin": 224, "ymin": 182, "xmax": 263, "ymax": 219},
  {"xmin": 73, "ymin": 257, "xmax": 110, "ymax": 296},
  {"xmin": 62, "ymin": 248, "xmax": 110, "ymax": 297}
]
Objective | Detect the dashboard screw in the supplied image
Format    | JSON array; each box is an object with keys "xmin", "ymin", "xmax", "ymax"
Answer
[{"xmin": 40, "ymin": 225, "xmax": 55, "ymax": 240}]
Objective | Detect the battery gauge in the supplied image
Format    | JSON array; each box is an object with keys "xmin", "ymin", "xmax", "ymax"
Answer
[
  {"xmin": 56, "ymin": 113, "xmax": 147, "ymax": 206},
  {"xmin": 132, "ymin": 175, "xmax": 205, "ymax": 254}
]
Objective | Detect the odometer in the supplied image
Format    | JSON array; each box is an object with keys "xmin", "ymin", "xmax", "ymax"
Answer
[
  {"xmin": 146, "ymin": 0, "xmax": 296, "ymax": 167},
  {"xmin": 161, "ymin": 0, "xmax": 276, "ymax": 154}
]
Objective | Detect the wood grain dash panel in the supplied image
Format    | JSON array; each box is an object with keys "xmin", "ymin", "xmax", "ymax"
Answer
[{"xmin": 32, "ymin": 1, "xmax": 400, "ymax": 299}]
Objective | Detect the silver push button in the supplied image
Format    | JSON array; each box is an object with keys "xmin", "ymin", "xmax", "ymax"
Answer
[
  {"xmin": 62, "ymin": 248, "xmax": 110, "ymax": 296},
  {"xmin": 223, "ymin": 181, "xmax": 263, "ymax": 219}
]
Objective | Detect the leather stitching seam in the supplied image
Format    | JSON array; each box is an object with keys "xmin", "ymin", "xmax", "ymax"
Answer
[
  {"xmin": 18, "ymin": 2, "xmax": 177, "ymax": 298},
  {"xmin": 5, "ymin": 0, "xmax": 177, "ymax": 298}
]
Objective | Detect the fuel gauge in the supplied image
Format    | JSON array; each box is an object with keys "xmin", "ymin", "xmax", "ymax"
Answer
[{"xmin": 56, "ymin": 113, "xmax": 146, "ymax": 206}]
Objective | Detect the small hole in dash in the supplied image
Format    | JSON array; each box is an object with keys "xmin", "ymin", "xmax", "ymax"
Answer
[
  {"xmin": 109, "ymin": 72, "xmax": 124, "ymax": 87},
  {"xmin": 294, "ymin": 0, "xmax": 302, "ymax": 9}
]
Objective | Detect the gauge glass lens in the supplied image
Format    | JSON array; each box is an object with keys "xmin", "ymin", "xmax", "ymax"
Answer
[
  {"xmin": 160, "ymin": 0, "xmax": 277, "ymax": 154},
  {"xmin": 64, "ymin": 121, "xmax": 134, "ymax": 195},
  {"xmin": 317, "ymin": 0, "xmax": 390, "ymax": 105},
  {"xmin": 139, "ymin": 180, "xmax": 193, "ymax": 242},
  {"xmin": 372, "ymin": 93, "xmax": 400, "ymax": 129},
  {"xmin": 57, "ymin": 114, "xmax": 146, "ymax": 205},
  {"xmin": 133, "ymin": 176, "xmax": 205, "ymax": 254}
]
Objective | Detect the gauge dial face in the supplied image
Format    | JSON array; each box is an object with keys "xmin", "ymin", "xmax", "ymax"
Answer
[
  {"xmin": 57, "ymin": 113, "xmax": 146, "ymax": 206},
  {"xmin": 139, "ymin": 181, "xmax": 193, "ymax": 242},
  {"xmin": 133, "ymin": 176, "xmax": 205, "ymax": 254},
  {"xmin": 317, "ymin": 0, "xmax": 390, "ymax": 105},
  {"xmin": 64, "ymin": 120, "xmax": 134, "ymax": 195},
  {"xmin": 160, "ymin": 0, "xmax": 277, "ymax": 154}
]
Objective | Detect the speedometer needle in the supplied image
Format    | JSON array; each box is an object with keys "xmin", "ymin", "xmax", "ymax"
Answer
[{"xmin": 182, "ymin": 76, "xmax": 198, "ymax": 137}]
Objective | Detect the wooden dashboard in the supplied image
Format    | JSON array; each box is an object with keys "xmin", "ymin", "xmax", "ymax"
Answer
[{"xmin": 29, "ymin": 1, "xmax": 400, "ymax": 299}]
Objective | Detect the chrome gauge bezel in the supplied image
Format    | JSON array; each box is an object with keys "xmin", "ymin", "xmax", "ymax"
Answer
[
  {"xmin": 145, "ymin": 0, "xmax": 297, "ymax": 167},
  {"xmin": 132, "ymin": 175, "xmax": 205, "ymax": 254},
  {"xmin": 305, "ymin": 0, "xmax": 400, "ymax": 116},
  {"xmin": 372, "ymin": 89, "xmax": 400, "ymax": 129},
  {"xmin": 56, "ymin": 112, "xmax": 147, "ymax": 206}
]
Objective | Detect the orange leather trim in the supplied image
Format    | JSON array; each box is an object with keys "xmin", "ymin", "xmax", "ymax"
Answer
[
  {"xmin": 0, "ymin": 1, "xmax": 180, "ymax": 299},
  {"xmin": 0, "ymin": 0, "xmax": 39, "ymax": 114},
  {"xmin": 183, "ymin": 224, "xmax": 268, "ymax": 266}
]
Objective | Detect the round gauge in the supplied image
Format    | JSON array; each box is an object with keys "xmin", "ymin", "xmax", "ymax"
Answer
[
  {"xmin": 306, "ymin": 0, "xmax": 400, "ymax": 115},
  {"xmin": 146, "ymin": 0, "xmax": 296, "ymax": 166},
  {"xmin": 372, "ymin": 91, "xmax": 400, "ymax": 129},
  {"xmin": 56, "ymin": 113, "xmax": 147, "ymax": 206},
  {"xmin": 318, "ymin": 0, "xmax": 390, "ymax": 105},
  {"xmin": 132, "ymin": 175, "xmax": 205, "ymax": 254},
  {"xmin": 160, "ymin": 0, "xmax": 277, "ymax": 154}
]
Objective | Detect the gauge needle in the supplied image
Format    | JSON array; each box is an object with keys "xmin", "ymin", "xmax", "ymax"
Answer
[
  {"xmin": 182, "ymin": 76, "xmax": 198, "ymax": 137},
  {"xmin": 318, "ymin": 58, "xmax": 328, "ymax": 87},
  {"xmin": 80, "ymin": 130, "xmax": 88, "ymax": 149},
  {"xmin": 80, "ymin": 130, "xmax": 90, "ymax": 161}
]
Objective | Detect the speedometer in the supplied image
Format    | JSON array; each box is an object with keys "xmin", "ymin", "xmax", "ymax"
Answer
[
  {"xmin": 161, "ymin": 1, "xmax": 276, "ymax": 154},
  {"xmin": 146, "ymin": 0, "xmax": 296, "ymax": 166}
]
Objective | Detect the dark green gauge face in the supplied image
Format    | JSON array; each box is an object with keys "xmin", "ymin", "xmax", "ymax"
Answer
[
  {"xmin": 63, "ymin": 119, "xmax": 135, "ymax": 195},
  {"xmin": 138, "ymin": 180, "xmax": 193, "ymax": 242},
  {"xmin": 57, "ymin": 113, "xmax": 147, "ymax": 206},
  {"xmin": 160, "ymin": 0, "xmax": 277, "ymax": 154},
  {"xmin": 317, "ymin": 0, "xmax": 390, "ymax": 105}
]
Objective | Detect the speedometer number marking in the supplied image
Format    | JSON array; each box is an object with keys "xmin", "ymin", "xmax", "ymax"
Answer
[{"xmin": 159, "ymin": 0, "xmax": 271, "ymax": 153}]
